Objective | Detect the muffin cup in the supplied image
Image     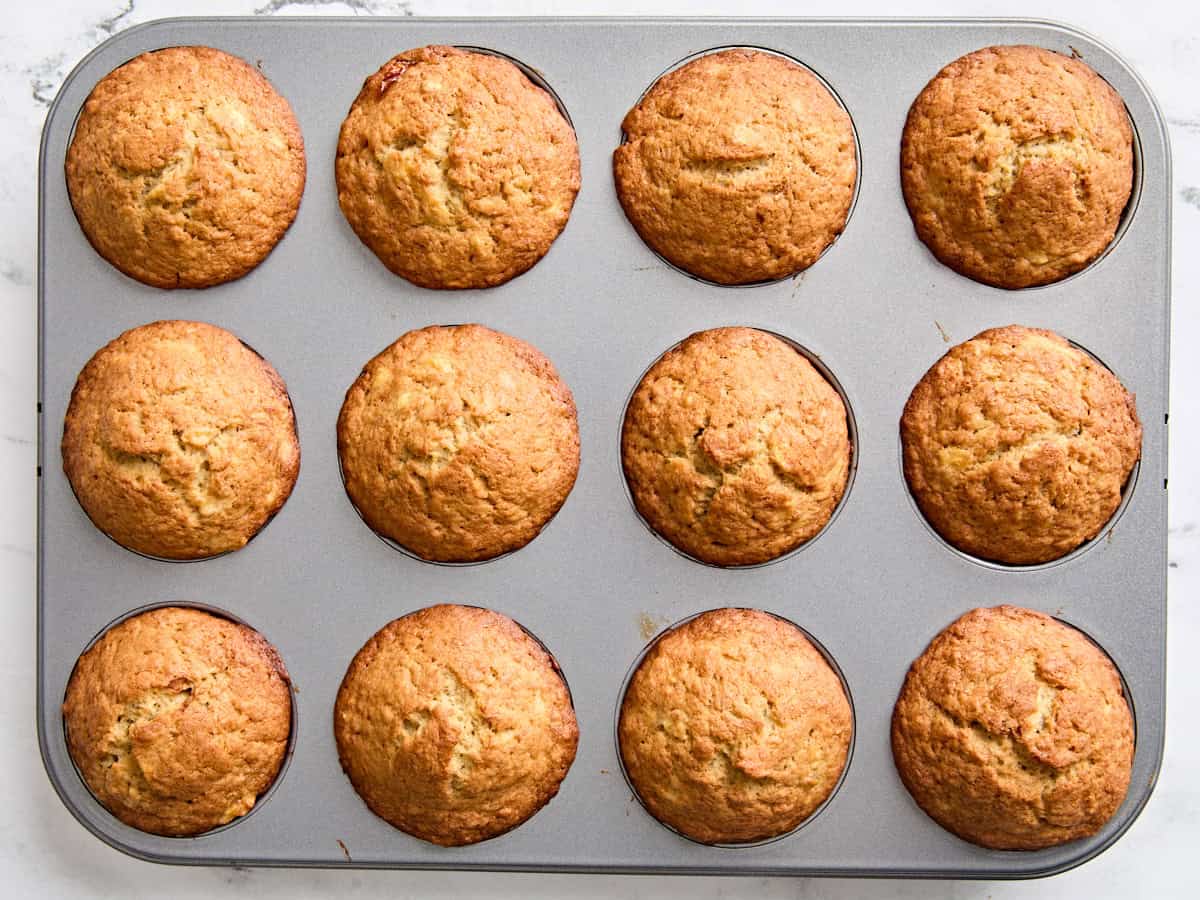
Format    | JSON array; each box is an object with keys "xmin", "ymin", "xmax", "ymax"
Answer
[{"xmin": 614, "ymin": 607, "xmax": 856, "ymax": 847}]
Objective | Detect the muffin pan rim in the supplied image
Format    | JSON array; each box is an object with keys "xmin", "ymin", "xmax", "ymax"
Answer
[{"xmin": 36, "ymin": 15, "xmax": 1169, "ymax": 878}]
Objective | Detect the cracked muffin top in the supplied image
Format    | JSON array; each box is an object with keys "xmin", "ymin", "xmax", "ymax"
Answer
[
  {"xmin": 900, "ymin": 45, "xmax": 1133, "ymax": 289},
  {"xmin": 62, "ymin": 606, "xmax": 292, "ymax": 836},
  {"xmin": 65, "ymin": 46, "xmax": 305, "ymax": 289},
  {"xmin": 618, "ymin": 608, "xmax": 851, "ymax": 844},
  {"xmin": 336, "ymin": 324, "xmax": 579, "ymax": 562},
  {"xmin": 891, "ymin": 605, "xmax": 1134, "ymax": 849},
  {"xmin": 334, "ymin": 604, "xmax": 578, "ymax": 846},
  {"xmin": 335, "ymin": 45, "xmax": 580, "ymax": 289},
  {"xmin": 61, "ymin": 320, "xmax": 300, "ymax": 560},
  {"xmin": 621, "ymin": 327, "xmax": 850, "ymax": 566},
  {"xmin": 901, "ymin": 325, "xmax": 1140, "ymax": 565},
  {"xmin": 613, "ymin": 48, "xmax": 857, "ymax": 285}
]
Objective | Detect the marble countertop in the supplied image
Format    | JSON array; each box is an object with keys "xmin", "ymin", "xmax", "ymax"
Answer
[{"xmin": 3, "ymin": 1, "xmax": 1196, "ymax": 897}]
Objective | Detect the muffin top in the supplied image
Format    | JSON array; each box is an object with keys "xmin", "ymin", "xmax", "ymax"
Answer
[
  {"xmin": 337, "ymin": 324, "xmax": 579, "ymax": 562},
  {"xmin": 613, "ymin": 49, "xmax": 856, "ymax": 284},
  {"xmin": 336, "ymin": 45, "xmax": 580, "ymax": 289},
  {"xmin": 619, "ymin": 608, "xmax": 852, "ymax": 844},
  {"xmin": 900, "ymin": 45, "xmax": 1133, "ymax": 289},
  {"xmin": 891, "ymin": 605, "xmax": 1134, "ymax": 849},
  {"xmin": 65, "ymin": 46, "xmax": 305, "ymax": 289},
  {"xmin": 62, "ymin": 606, "xmax": 292, "ymax": 836},
  {"xmin": 334, "ymin": 604, "xmax": 578, "ymax": 846},
  {"xmin": 901, "ymin": 325, "xmax": 1141, "ymax": 565},
  {"xmin": 61, "ymin": 320, "xmax": 300, "ymax": 560},
  {"xmin": 622, "ymin": 327, "xmax": 850, "ymax": 566}
]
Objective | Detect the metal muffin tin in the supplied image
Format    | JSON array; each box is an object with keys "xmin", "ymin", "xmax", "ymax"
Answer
[{"xmin": 37, "ymin": 17, "xmax": 1169, "ymax": 878}]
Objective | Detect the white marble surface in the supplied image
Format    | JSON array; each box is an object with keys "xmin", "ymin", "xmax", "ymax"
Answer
[{"xmin": 3, "ymin": 0, "xmax": 1198, "ymax": 896}]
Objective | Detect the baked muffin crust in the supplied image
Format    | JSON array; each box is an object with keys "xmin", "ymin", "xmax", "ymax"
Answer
[
  {"xmin": 62, "ymin": 606, "xmax": 292, "ymax": 837},
  {"xmin": 337, "ymin": 324, "xmax": 579, "ymax": 562},
  {"xmin": 900, "ymin": 45, "xmax": 1133, "ymax": 288},
  {"xmin": 334, "ymin": 604, "xmax": 578, "ymax": 846},
  {"xmin": 622, "ymin": 327, "xmax": 850, "ymax": 566},
  {"xmin": 614, "ymin": 48, "xmax": 856, "ymax": 284},
  {"xmin": 901, "ymin": 325, "xmax": 1141, "ymax": 565},
  {"xmin": 65, "ymin": 45, "xmax": 306, "ymax": 289},
  {"xmin": 61, "ymin": 320, "xmax": 301, "ymax": 560},
  {"xmin": 891, "ymin": 605, "xmax": 1134, "ymax": 849},
  {"xmin": 619, "ymin": 608, "xmax": 852, "ymax": 844},
  {"xmin": 336, "ymin": 45, "xmax": 580, "ymax": 289}
]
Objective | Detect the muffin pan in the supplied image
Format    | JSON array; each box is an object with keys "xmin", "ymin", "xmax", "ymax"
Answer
[{"xmin": 37, "ymin": 17, "xmax": 1169, "ymax": 878}]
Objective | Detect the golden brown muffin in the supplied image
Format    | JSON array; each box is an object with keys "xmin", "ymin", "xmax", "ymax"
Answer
[
  {"xmin": 334, "ymin": 604, "xmax": 578, "ymax": 846},
  {"xmin": 619, "ymin": 608, "xmax": 852, "ymax": 844},
  {"xmin": 337, "ymin": 324, "xmax": 579, "ymax": 562},
  {"xmin": 901, "ymin": 325, "xmax": 1141, "ymax": 565},
  {"xmin": 62, "ymin": 606, "xmax": 292, "ymax": 837},
  {"xmin": 900, "ymin": 45, "xmax": 1133, "ymax": 289},
  {"xmin": 622, "ymin": 327, "xmax": 850, "ymax": 566},
  {"xmin": 613, "ymin": 48, "xmax": 856, "ymax": 284},
  {"xmin": 335, "ymin": 46, "xmax": 580, "ymax": 289},
  {"xmin": 65, "ymin": 46, "xmax": 305, "ymax": 289},
  {"xmin": 61, "ymin": 320, "xmax": 301, "ymax": 560},
  {"xmin": 891, "ymin": 606, "xmax": 1134, "ymax": 850}
]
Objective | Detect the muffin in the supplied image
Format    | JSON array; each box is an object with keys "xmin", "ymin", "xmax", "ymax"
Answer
[
  {"xmin": 900, "ymin": 45, "xmax": 1133, "ymax": 288},
  {"xmin": 613, "ymin": 48, "xmax": 856, "ymax": 284},
  {"xmin": 334, "ymin": 604, "xmax": 578, "ymax": 846},
  {"xmin": 622, "ymin": 327, "xmax": 850, "ymax": 566},
  {"xmin": 335, "ymin": 45, "xmax": 580, "ymax": 289},
  {"xmin": 62, "ymin": 320, "xmax": 301, "ymax": 560},
  {"xmin": 901, "ymin": 325, "xmax": 1141, "ymax": 565},
  {"xmin": 65, "ymin": 46, "xmax": 305, "ymax": 289},
  {"xmin": 891, "ymin": 606, "xmax": 1134, "ymax": 850},
  {"xmin": 618, "ymin": 608, "xmax": 852, "ymax": 844},
  {"xmin": 337, "ymin": 324, "xmax": 579, "ymax": 562},
  {"xmin": 62, "ymin": 606, "xmax": 292, "ymax": 836}
]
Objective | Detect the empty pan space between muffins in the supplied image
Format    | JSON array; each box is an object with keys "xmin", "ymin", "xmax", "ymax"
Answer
[
  {"xmin": 614, "ymin": 607, "xmax": 855, "ymax": 847},
  {"xmin": 619, "ymin": 326, "xmax": 858, "ymax": 569},
  {"xmin": 613, "ymin": 45, "xmax": 861, "ymax": 287},
  {"xmin": 61, "ymin": 601, "xmax": 297, "ymax": 838}
]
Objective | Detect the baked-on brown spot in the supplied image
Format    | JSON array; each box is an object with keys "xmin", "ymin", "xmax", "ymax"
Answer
[
  {"xmin": 613, "ymin": 49, "xmax": 856, "ymax": 285},
  {"xmin": 900, "ymin": 325, "xmax": 1141, "ymax": 565},
  {"xmin": 62, "ymin": 606, "xmax": 292, "ymax": 837},
  {"xmin": 61, "ymin": 320, "xmax": 301, "ymax": 560},
  {"xmin": 337, "ymin": 324, "xmax": 579, "ymax": 562},
  {"xmin": 891, "ymin": 606, "xmax": 1134, "ymax": 850},
  {"xmin": 334, "ymin": 604, "xmax": 578, "ymax": 846},
  {"xmin": 622, "ymin": 327, "xmax": 850, "ymax": 566},
  {"xmin": 65, "ymin": 46, "xmax": 306, "ymax": 289},
  {"xmin": 335, "ymin": 46, "xmax": 580, "ymax": 289},
  {"xmin": 900, "ymin": 45, "xmax": 1133, "ymax": 289},
  {"xmin": 619, "ymin": 608, "xmax": 851, "ymax": 844}
]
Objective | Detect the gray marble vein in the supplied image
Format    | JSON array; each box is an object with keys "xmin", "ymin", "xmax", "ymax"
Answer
[{"xmin": 254, "ymin": 0, "xmax": 413, "ymax": 14}]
